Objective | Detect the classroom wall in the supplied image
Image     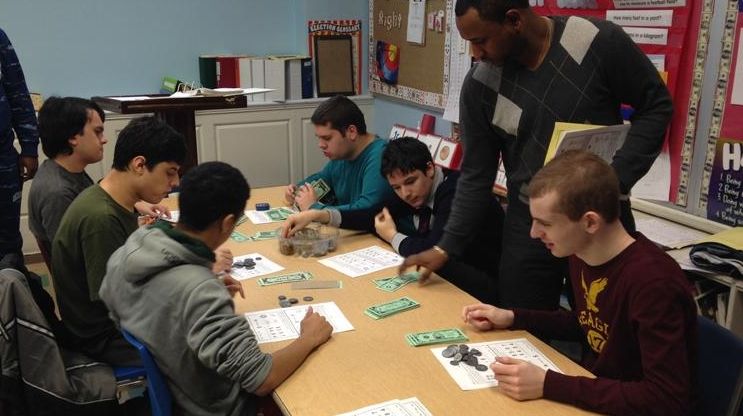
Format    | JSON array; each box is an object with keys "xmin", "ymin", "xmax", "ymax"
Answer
[
  {"xmin": 0, "ymin": 0, "xmax": 367, "ymax": 99},
  {"xmin": 372, "ymin": 96, "xmax": 452, "ymax": 138}
]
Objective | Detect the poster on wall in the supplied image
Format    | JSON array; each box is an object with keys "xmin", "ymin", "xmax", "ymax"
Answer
[
  {"xmin": 706, "ymin": 138, "xmax": 743, "ymax": 226},
  {"xmin": 308, "ymin": 20, "xmax": 363, "ymax": 95}
]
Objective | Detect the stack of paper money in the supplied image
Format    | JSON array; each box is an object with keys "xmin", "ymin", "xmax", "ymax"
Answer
[
  {"xmin": 257, "ymin": 272, "xmax": 313, "ymax": 286},
  {"xmin": 364, "ymin": 297, "xmax": 420, "ymax": 320},
  {"xmin": 296, "ymin": 178, "xmax": 331, "ymax": 201},
  {"xmin": 405, "ymin": 328, "xmax": 469, "ymax": 347},
  {"xmin": 372, "ymin": 271, "xmax": 420, "ymax": 292},
  {"xmin": 265, "ymin": 207, "xmax": 295, "ymax": 222}
]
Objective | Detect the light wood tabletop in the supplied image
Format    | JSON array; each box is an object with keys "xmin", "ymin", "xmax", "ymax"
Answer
[{"xmin": 170, "ymin": 186, "xmax": 596, "ymax": 415}]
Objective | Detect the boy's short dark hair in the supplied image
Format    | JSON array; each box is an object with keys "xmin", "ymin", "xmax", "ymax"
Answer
[
  {"xmin": 381, "ymin": 137, "xmax": 433, "ymax": 177},
  {"xmin": 310, "ymin": 95, "xmax": 367, "ymax": 135},
  {"xmin": 112, "ymin": 116, "xmax": 186, "ymax": 171},
  {"xmin": 178, "ymin": 162, "xmax": 250, "ymax": 231},
  {"xmin": 38, "ymin": 96, "xmax": 105, "ymax": 159},
  {"xmin": 528, "ymin": 150, "xmax": 620, "ymax": 222},
  {"xmin": 455, "ymin": 0, "xmax": 530, "ymax": 23}
]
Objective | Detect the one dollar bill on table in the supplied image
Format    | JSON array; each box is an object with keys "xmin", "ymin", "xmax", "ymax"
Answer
[
  {"xmin": 364, "ymin": 296, "xmax": 420, "ymax": 320},
  {"xmin": 405, "ymin": 328, "xmax": 468, "ymax": 347},
  {"xmin": 373, "ymin": 271, "xmax": 420, "ymax": 292},
  {"xmin": 257, "ymin": 272, "xmax": 313, "ymax": 286}
]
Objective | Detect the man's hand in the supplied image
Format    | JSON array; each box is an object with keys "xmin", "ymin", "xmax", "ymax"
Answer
[
  {"xmin": 294, "ymin": 183, "xmax": 318, "ymax": 211},
  {"xmin": 461, "ymin": 303, "xmax": 514, "ymax": 331},
  {"xmin": 212, "ymin": 246, "xmax": 234, "ymax": 275},
  {"xmin": 374, "ymin": 207, "xmax": 397, "ymax": 242},
  {"xmin": 398, "ymin": 247, "xmax": 448, "ymax": 283},
  {"xmin": 284, "ymin": 184, "xmax": 297, "ymax": 205},
  {"xmin": 220, "ymin": 274, "xmax": 244, "ymax": 299},
  {"xmin": 299, "ymin": 306, "xmax": 332, "ymax": 348},
  {"xmin": 19, "ymin": 156, "xmax": 38, "ymax": 181},
  {"xmin": 134, "ymin": 201, "xmax": 171, "ymax": 219},
  {"xmin": 491, "ymin": 357, "xmax": 546, "ymax": 401},
  {"xmin": 281, "ymin": 210, "xmax": 325, "ymax": 238}
]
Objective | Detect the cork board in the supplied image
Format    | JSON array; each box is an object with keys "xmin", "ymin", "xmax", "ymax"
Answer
[{"xmin": 369, "ymin": 0, "xmax": 452, "ymax": 109}]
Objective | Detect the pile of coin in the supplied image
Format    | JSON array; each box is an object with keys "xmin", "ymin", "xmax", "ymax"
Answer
[
  {"xmin": 233, "ymin": 258, "xmax": 259, "ymax": 270},
  {"xmin": 441, "ymin": 344, "xmax": 488, "ymax": 371}
]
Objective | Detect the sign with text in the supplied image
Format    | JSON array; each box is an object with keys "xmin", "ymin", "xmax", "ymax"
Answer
[{"xmin": 707, "ymin": 138, "xmax": 743, "ymax": 226}]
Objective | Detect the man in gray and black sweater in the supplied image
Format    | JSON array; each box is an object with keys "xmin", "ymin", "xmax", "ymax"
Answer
[{"xmin": 401, "ymin": 0, "xmax": 673, "ymax": 310}]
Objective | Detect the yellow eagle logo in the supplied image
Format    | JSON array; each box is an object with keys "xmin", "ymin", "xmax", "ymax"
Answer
[{"xmin": 582, "ymin": 273, "xmax": 608, "ymax": 313}]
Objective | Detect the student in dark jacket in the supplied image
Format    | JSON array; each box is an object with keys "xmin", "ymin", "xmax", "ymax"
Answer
[{"xmin": 283, "ymin": 137, "xmax": 503, "ymax": 303}]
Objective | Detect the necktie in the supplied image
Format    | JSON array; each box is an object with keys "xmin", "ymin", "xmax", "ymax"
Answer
[{"xmin": 417, "ymin": 206, "xmax": 432, "ymax": 234}]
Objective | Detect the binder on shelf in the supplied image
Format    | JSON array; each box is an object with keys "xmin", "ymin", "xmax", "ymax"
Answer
[
  {"xmin": 250, "ymin": 58, "xmax": 266, "ymax": 101},
  {"xmin": 217, "ymin": 56, "xmax": 240, "ymax": 88},
  {"xmin": 301, "ymin": 58, "xmax": 313, "ymax": 99},
  {"xmin": 198, "ymin": 55, "xmax": 218, "ymax": 89}
]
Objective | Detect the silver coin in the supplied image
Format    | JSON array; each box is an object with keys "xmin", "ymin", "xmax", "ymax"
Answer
[
  {"xmin": 470, "ymin": 348, "xmax": 482, "ymax": 356},
  {"xmin": 475, "ymin": 364, "xmax": 488, "ymax": 371},
  {"xmin": 288, "ymin": 298, "xmax": 299, "ymax": 304},
  {"xmin": 441, "ymin": 347, "xmax": 457, "ymax": 358},
  {"xmin": 452, "ymin": 352, "xmax": 462, "ymax": 362},
  {"xmin": 449, "ymin": 360, "xmax": 460, "ymax": 366},
  {"xmin": 278, "ymin": 295, "xmax": 287, "ymax": 300},
  {"xmin": 279, "ymin": 300, "xmax": 292, "ymax": 308},
  {"xmin": 459, "ymin": 344, "xmax": 469, "ymax": 353},
  {"xmin": 303, "ymin": 296, "xmax": 314, "ymax": 302},
  {"xmin": 466, "ymin": 356, "xmax": 478, "ymax": 366}
]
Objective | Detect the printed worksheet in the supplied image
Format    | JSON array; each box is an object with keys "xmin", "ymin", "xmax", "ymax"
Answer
[
  {"xmin": 336, "ymin": 397, "xmax": 432, "ymax": 416},
  {"xmin": 431, "ymin": 338, "xmax": 561, "ymax": 390},
  {"xmin": 319, "ymin": 246, "xmax": 403, "ymax": 278},
  {"xmin": 245, "ymin": 302, "xmax": 354, "ymax": 343},
  {"xmin": 230, "ymin": 253, "xmax": 284, "ymax": 280}
]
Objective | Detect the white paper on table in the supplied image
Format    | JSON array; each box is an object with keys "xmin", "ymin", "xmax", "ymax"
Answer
[
  {"xmin": 431, "ymin": 338, "xmax": 561, "ymax": 390},
  {"xmin": 245, "ymin": 301, "xmax": 354, "ymax": 344},
  {"xmin": 245, "ymin": 207, "xmax": 295, "ymax": 224},
  {"xmin": 632, "ymin": 148, "xmax": 670, "ymax": 201},
  {"xmin": 732, "ymin": 28, "xmax": 743, "ymax": 105},
  {"xmin": 406, "ymin": 0, "xmax": 426, "ymax": 44},
  {"xmin": 336, "ymin": 397, "xmax": 432, "ymax": 416},
  {"xmin": 230, "ymin": 253, "xmax": 284, "ymax": 280},
  {"xmin": 319, "ymin": 246, "xmax": 404, "ymax": 278},
  {"xmin": 635, "ymin": 217, "xmax": 708, "ymax": 249}
]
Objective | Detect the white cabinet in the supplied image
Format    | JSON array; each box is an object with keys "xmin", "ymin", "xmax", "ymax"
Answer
[{"xmin": 19, "ymin": 96, "xmax": 374, "ymax": 255}]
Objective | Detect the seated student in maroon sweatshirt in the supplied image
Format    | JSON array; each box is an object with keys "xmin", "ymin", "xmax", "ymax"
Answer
[
  {"xmin": 282, "ymin": 137, "xmax": 503, "ymax": 303},
  {"xmin": 461, "ymin": 150, "xmax": 697, "ymax": 415}
]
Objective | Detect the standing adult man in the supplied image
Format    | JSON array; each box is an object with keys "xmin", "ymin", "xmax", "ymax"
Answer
[
  {"xmin": 0, "ymin": 27, "xmax": 38, "ymax": 267},
  {"xmin": 402, "ymin": 0, "xmax": 673, "ymax": 310},
  {"xmin": 284, "ymin": 95, "xmax": 392, "ymax": 212}
]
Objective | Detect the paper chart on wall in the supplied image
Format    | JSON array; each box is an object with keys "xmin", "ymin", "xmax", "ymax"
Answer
[
  {"xmin": 443, "ymin": 6, "xmax": 471, "ymax": 123},
  {"xmin": 431, "ymin": 338, "xmax": 560, "ymax": 390},
  {"xmin": 245, "ymin": 301, "xmax": 354, "ymax": 343}
]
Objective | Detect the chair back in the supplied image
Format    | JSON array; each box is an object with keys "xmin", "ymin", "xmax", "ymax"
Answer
[
  {"xmin": 697, "ymin": 316, "xmax": 743, "ymax": 416},
  {"xmin": 122, "ymin": 330, "xmax": 172, "ymax": 416}
]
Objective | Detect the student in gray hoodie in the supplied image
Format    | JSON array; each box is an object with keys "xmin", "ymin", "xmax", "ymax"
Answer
[{"xmin": 99, "ymin": 161, "xmax": 332, "ymax": 416}]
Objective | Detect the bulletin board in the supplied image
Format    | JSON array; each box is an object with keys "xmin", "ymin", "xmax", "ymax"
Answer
[
  {"xmin": 369, "ymin": 0, "xmax": 452, "ymax": 109},
  {"xmin": 699, "ymin": 0, "xmax": 743, "ymax": 226}
]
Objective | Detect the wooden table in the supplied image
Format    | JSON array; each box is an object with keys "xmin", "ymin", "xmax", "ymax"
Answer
[{"xmin": 177, "ymin": 187, "xmax": 597, "ymax": 415}]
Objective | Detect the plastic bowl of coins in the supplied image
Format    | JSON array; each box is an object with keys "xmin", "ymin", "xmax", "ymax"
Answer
[{"xmin": 278, "ymin": 224, "xmax": 339, "ymax": 257}]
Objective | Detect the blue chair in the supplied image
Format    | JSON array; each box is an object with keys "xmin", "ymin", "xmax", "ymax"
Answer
[
  {"xmin": 122, "ymin": 330, "xmax": 172, "ymax": 416},
  {"xmin": 697, "ymin": 316, "xmax": 743, "ymax": 416}
]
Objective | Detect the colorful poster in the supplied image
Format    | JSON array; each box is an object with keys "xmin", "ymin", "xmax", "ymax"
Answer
[
  {"xmin": 706, "ymin": 138, "xmax": 743, "ymax": 226},
  {"xmin": 308, "ymin": 20, "xmax": 363, "ymax": 95}
]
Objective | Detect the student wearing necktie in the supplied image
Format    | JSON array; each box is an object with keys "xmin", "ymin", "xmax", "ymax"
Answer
[{"xmin": 283, "ymin": 137, "xmax": 504, "ymax": 303}]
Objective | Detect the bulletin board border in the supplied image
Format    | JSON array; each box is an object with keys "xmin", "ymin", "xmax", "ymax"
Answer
[{"xmin": 368, "ymin": 0, "xmax": 453, "ymax": 109}]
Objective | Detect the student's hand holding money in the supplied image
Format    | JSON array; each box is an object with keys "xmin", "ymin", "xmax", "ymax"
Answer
[
  {"xmin": 299, "ymin": 306, "xmax": 332, "ymax": 347},
  {"xmin": 491, "ymin": 357, "xmax": 546, "ymax": 401},
  {"xmin": 461, "ymin": 303, "xmax": 514, "ymax": 330},
  {"xmin": 294, "ymin": 184, "xmax": 318, "ymax": 211},
  {"xmin": 284, "ymin": 184, "xmax": 297, "ymax": 205},
  {"xmin": 374, "ymin": 207, "xmax": 397, "ymax": 242}
]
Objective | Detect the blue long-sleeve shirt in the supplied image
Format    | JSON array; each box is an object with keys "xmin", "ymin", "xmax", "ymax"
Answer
[
  {"xmin": 300, "ymin": 137, "xmax": 393, "ymax": 212},
  {"xmin": 0, "ymin": 27, "xmax": 38, "ymax": 156}
]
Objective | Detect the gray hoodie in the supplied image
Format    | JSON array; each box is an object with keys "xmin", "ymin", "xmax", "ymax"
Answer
[{"xmin": 99, "ymin": 224, "xmax": 272, "ymax": 416}]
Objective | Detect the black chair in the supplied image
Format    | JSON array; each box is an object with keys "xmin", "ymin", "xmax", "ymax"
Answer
[{"xmin": 697, "ymin": 316, "xmax": 743, "ymax": 415}]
